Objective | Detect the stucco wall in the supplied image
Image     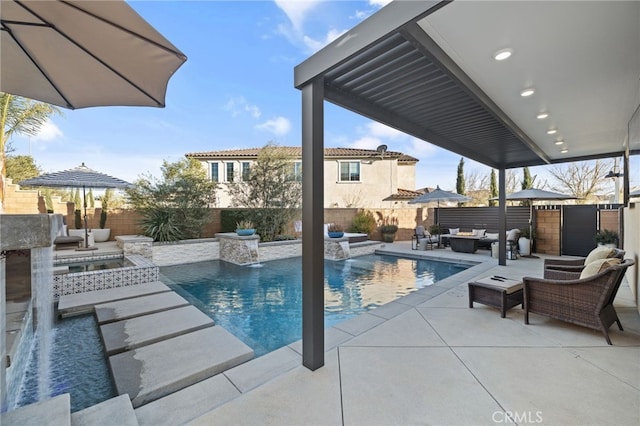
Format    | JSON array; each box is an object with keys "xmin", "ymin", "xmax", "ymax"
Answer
[{"xmin": 622, "ymin": 202, "xmax": 639, "ymax": 310}]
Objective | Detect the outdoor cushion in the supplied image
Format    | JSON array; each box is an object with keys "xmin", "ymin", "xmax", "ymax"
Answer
[
  {"xmin": 472, "ymin": 229, "xmax": 486, "ymax": 237},
  {"xmin": 485, "ymin": 232, "xmax": 499, "ymax": 240},
  {"xmin": 506, "ymin": 229, "xmax": 520, "ymax": 241},
  {"xmin": 449, "ymin": 228, "xmax": 459, "ymax": 235},
  {"xmin": 580, "ymin": 258, "xmax": 621, "ymax": 279},
  {"xmin": 584, "ymin": 246, "xmax": 616, "ymax": 264}
]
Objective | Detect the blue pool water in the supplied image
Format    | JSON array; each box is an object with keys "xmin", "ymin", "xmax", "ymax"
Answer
[
  {"xmin": 161, "ymin": 254, "xmax": 469, "ymax": 356},
  {"xmin": 17, "ymin": 315, "xmax": 115, "ymax": 412}
]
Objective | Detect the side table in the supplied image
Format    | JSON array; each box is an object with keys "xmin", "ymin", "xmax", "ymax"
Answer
[{"xmin": 468, "ymin": 276, "xmax": 523, "ymax": 318}]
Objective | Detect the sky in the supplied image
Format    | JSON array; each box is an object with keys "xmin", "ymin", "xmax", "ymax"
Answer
[{"xmin": 8, "ymin": 0, "xmax": 638, "ymax": 195}]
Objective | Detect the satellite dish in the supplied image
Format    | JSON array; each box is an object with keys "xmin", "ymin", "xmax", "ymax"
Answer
[{"xmin": 376, "ymin": 144, "xmax": 388, "ymax": 154}]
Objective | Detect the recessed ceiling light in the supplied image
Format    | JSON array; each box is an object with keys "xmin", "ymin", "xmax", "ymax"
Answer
[
  {"xmin": 546, "ymin": 129, "xmax": 557, "ymax": 135},
  {"xmin": 520, "ymin": 88, "xmax": 535, "ymax": 97},
  {"xmin": 560, "ymin": 148, "xmax": 568, "ymax": 153},
  {"xmin": 537, "ymin": 112, "xmax": 549, "ymax": 119},
  {"xmin": 493, "ymin": 48, "xmax": 513, "ymax": 61},
  {"xmin": 554, "ymin": 140, "xmax": 564, "ymax": 145}
]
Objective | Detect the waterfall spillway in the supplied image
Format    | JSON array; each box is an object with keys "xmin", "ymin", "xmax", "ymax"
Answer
[{"xmin": 31, "ymin": 245, "xmax": 54, "ymax": 401}]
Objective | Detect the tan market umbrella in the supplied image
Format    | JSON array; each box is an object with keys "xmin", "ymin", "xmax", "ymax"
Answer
[{"xmin": 1, "ymin": 0, "xmax": 187, "ymax": 109}]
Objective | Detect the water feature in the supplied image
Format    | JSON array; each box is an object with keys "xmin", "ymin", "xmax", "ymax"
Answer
[{"xmin": 31, "ymin": 246, "xmax": 54, "ymax": 403}]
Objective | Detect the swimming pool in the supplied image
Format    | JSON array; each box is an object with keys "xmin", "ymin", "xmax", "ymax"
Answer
[{"xmin": 161, "ymin": 254, "xmax": 469, "ymax": 356}]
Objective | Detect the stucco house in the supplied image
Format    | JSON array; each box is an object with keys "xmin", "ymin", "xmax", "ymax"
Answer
[{"xmin": 186, "ymin": 147, "xmax": 420, "ymax": 208}]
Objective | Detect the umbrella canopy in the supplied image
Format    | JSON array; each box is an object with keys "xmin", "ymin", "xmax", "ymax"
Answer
[
  {"xmin": 19, "ymin": 163, "xmax": 132, "ymax": 249},
  {"xmin": 408, "ymin": 185, "xmax": 471, "ymax": 228},
  {"xmin": 1, "ymin": 0, "xmax": 187, "ymax": 109},
  {"xmin": 490, "ymin": 188, "xmax": 577, "ymax": 202},
  {"xmin": 408, "ymin": 186, "xmax": 471, "ymax": 205},
  {"xmin": 630, "ymin": 189, "xmax": 640, "ymax": 198}
]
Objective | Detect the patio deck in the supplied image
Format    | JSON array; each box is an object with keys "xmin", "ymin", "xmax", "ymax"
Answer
[{"xmin": 184, "ymin": 241, "xmax": 639, "ymax": 425}]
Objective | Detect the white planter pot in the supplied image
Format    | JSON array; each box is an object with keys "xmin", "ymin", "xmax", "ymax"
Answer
[
  {"xmin": 518, "ymin": 237, "xmax": 531, "ymax": 256},
  {"xmin": 68, "ymin": 229, "xmax": 94, "ymax": 246},
  {"xmin": 93, "ymin": 228, "xmax": 111, "ymax": 242}
]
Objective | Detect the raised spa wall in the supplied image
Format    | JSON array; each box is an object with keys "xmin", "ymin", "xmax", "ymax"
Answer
[{"xmin": 116, "ymin": 234, "xmax": 382, "ymax": 267}]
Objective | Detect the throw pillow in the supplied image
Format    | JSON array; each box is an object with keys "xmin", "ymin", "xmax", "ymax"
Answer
[
  {"xmin": 449, "ymin": 228, "xmax": 459, "ymax": 235},
  {"xmin": 579, "ymin": 258, "xmax": 621, "ymax": 279},
  {"xmin": 472, "ymin": 229, "xmax": 486, "ymax": 237},
  {"xmin": 485, "ymin": 232, "xmax": 499, "ymax": 240},
  {"xmin": 584, "ymin": 246, "xmax": 615, "ymax": 265}
]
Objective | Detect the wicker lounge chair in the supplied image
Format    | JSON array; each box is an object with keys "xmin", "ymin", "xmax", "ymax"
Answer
[{"xmin": 523, "ymin": 258, "xmax": 635, "ymax": 344}]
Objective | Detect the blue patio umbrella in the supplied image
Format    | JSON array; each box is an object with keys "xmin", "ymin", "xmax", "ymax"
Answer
[{"xmin": 19, "ymin": 163, "xmax": 132, "ymax": 250}]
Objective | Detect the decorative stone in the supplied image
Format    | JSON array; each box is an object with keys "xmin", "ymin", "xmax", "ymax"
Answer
[
  {"xmin": 116, "ymin": 235, "xmax": 154, "ymax": 260},
  {"xmin": 215, "ymin": 232, "xmax": 261, "ymax": 265}
]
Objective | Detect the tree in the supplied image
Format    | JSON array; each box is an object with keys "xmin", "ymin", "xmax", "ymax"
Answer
[
  {"xmin": 521, "ymin": 167, "xmax": 534, "ymax": 206},
  {"xmin": 87, "ymin": 188, "xmax": 95, "ymax": 208},
  {"xmin": 463, "ymin": 168, "xmax": 489, "ymax": 206},
  {"xmin": 226, "ymin": 142, "xmax": 302, "ymax": 241},
  {"xmin": 0, "ymin": 93, "xmax": 62, "ymax": 211},
  {"xmin": 5, "ymin": 155, "xmax": 41, "ymax": 184},
  {"xmin": 547, "ymin": 160, "xmax": 612, "ymax": 203},
  {"xmin": 126, "ymin": 158, "xmax": 217, "ymax": 241},
  {"xmin": 489, "ymin": 169, "xmax": 498, "ymax": 206},
  {"xmin": 456, "ymin": 157, "xmax": 466, "ymax": 206}
]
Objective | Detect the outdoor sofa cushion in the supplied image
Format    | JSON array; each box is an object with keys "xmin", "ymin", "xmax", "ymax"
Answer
[
  {"xmin": 449, "ymin": 228, "xmax": 459, "ymax": 235},
  {"xmin": 472, "ymin": 229, "xmax": 486, "ymax": 237},
  {"xmin": 584, "ymin": 246, "xmax": 618, "ymax": 264},
  {"xmin": 485, "ymin": 232, "xmax": 499, "ymax": 240},
  {"xmin": 580, "ymin": 258, "xmax": 621, "ymax": 279}
]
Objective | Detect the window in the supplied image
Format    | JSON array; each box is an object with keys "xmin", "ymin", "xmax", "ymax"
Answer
[
  {"xmin": 339, "ymin": 161, "xmax": 360, "ymax": 182},
  {"xmin": 211, "ymin": 163, "xmax": 219, "ymax": 183},
  {"xmin": 287, "ymin": 161, "xmax": 302, "ymax": 181},
  {"xmin": 226, "ymin": 162, "xmax": 234, "ymax": 182},
  {"xmin": 242, "ymin": 162, "xmax": 251, "ymax": 181}
]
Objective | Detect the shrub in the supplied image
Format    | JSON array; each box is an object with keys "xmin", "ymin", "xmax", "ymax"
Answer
[
  {"xmin": 594, "ymin": 229, "xmax": 618, "ymax": 245},
  {"xmin": 328, "ymin": 223, "xmax": 343, "ymax": 232},
  {"xmin": 139, "ymin": 208, "xmax": 183, "ymax": 242},
  {"xmin": 236, "ymin": 220, "xmax": 254, "ymax": 229},
  {"xmin": 74, "ymin": 209, "xmax": 82, "ymax": 229},
  {"xmin": 350, "ymin": 210, "xmax": 376, "ymax": 234},
  {"xmin": 428, "ymin": 224, "xmax": 442, "ymax": 235}
]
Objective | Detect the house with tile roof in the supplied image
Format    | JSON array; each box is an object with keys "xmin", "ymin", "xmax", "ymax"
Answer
[{"xmin": 186, "ymin": 147, "xmax": 420, "ymax": 208}]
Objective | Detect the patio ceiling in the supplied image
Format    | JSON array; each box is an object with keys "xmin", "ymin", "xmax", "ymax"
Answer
[{"xmin": 294, "ymin": 1, "xmax": 640, "ymax": 170}]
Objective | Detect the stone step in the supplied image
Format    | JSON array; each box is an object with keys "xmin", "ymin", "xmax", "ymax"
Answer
[
  {"xmin": 95, "ymin": 291, "xmax": 190, "ymax": 324},
  {"xmin": 100, "ymin": 305, "xmax": 214, "ymax": 355},
  {"xmin": 109, "ymin": 326, "xmax": 254, "ymax": 408},
  {"xmin": 1, "ymin": 394, "xmax": 71, "ymax": 426},
  {"xmin": 58, "ymin": 282, "xmax": 171, "ymax": 317},
  {"xmin": 71, "ymin": 394, "xmax": 138, "ymax": 426}
]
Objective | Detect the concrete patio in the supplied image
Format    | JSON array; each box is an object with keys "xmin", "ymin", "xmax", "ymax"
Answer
[{"xmin": 186, "ymin": 241, "xmax": 639, "ymax": 425}]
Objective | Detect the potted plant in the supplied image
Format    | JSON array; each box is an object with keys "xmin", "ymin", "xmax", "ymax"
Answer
[
  {"xmin": 379, "ymin": 216, "xmax": 399, "ymax": 243},
  {"xmin": 236, "ymin": 220, "xmax": 256, "ymax": 236},
  {"xmin": 327, "ymin": 223, "xmax": 344, "ymax": 238},
  {"xmin": 518, "ymin": 228, "xmax": 533, "ymax": 256},
  {"xmin": 594, "ymin": 229, "xmax": 618, "ymax": 248},
  {"xmin": 93, "ymin": 189, "xmax": 112, "ymax": 242},
  {"xmin": 428, "ymin": 224, "xmax": 442, "ymax": 236}
]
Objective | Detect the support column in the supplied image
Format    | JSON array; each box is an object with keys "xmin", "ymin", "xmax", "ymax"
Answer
[
  {"xmin": 301, "ymin": 78, "xmax": 325, "ymax": 370},
  {"xmin": 498, "ymin": 169, "xmax": 507, "ymax": 266}
]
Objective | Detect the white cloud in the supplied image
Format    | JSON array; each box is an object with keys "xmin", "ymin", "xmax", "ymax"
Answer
[
  {"xmin": 256, "ymin": 116, "xmax": 292, "ymax": 136},
  {"xmin": 369, "ymin": 0, "xmax": 393, "ymax": 8},
  {"xmin": 32, "ymin": 119, "xmax": 63, "ymax": 142},
  {"xmin": 274, "ymin": 0, "xmax": 322, "ymax": 31},
  {"xmin": 223, "ymin": 96, "xmax": 262, "ymax": 119}
]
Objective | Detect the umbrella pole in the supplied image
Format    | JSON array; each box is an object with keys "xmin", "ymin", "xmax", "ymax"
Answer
[{"xmin": 77, "ymin": 185, "xmax": 97, "ymax": 251}]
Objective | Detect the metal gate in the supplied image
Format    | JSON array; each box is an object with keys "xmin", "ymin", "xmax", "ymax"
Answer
[{"xmin": 562, "ymin": 205, "xmax": 597, "ymax": 256}]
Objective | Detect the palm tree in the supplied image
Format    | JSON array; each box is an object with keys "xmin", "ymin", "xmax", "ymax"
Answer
[{"xmin": 0, "ymin": 93, "xmax": 61, "ymax": 211}]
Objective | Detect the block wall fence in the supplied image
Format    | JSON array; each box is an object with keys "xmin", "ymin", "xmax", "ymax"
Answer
[{"xmin": 3, "ymin": 181, "xmax": 622, "ymax": 256}]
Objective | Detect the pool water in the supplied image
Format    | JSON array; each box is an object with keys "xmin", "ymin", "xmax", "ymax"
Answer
[
  {"xmin": 161, "ymin": 254, "xmax": 468, "ymax": 356},
  {"xmin": 17, "ymin": 315, "xmax": 116, "ymax": 412}
]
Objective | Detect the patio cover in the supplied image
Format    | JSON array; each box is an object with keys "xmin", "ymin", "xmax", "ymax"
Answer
[{"xmin": 294, "ymin": 1, "xmax": 639, "ymax": 370}]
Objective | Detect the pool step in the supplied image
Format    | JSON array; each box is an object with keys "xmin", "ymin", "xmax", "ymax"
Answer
[
  {"xmin": 95, "ymin": 291, "xmax": 190, "ymax": 324},
  {"xmin": 71, "ymin": 394, "xmax": 138, "ymax": 426},
  {"xmin": 57, "ymin": 281, "xmax": 172, "ymax": 317},
  {"xmin": 109, "ymin": 326, "xmax": 254, "ymax": 408},
  {"xmin": 100, "ymin": 305, "xmax": 214, "ymax": 355},
  {"xmin": 1, "ymin": 394, "xmax": 71, "ymax": 426}
]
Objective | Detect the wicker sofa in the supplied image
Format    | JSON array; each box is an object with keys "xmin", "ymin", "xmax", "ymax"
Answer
[
  {"xmin": 543, "ymin": 247, "xmax": 625, "ymax": 276},
  {"xmin": 523, "ymin": 258, "xmax": 635, "ymax": 344}
]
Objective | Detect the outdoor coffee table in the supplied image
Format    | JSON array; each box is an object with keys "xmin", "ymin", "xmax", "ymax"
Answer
[{"xmin": 468, "ymin": 276, "xmax": 523, "ymax": 318}]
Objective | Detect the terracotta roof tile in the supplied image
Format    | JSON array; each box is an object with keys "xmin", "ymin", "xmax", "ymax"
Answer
[{"xmin": 186, "ymin": 146, "xmax": 418, "ymax": 162}]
